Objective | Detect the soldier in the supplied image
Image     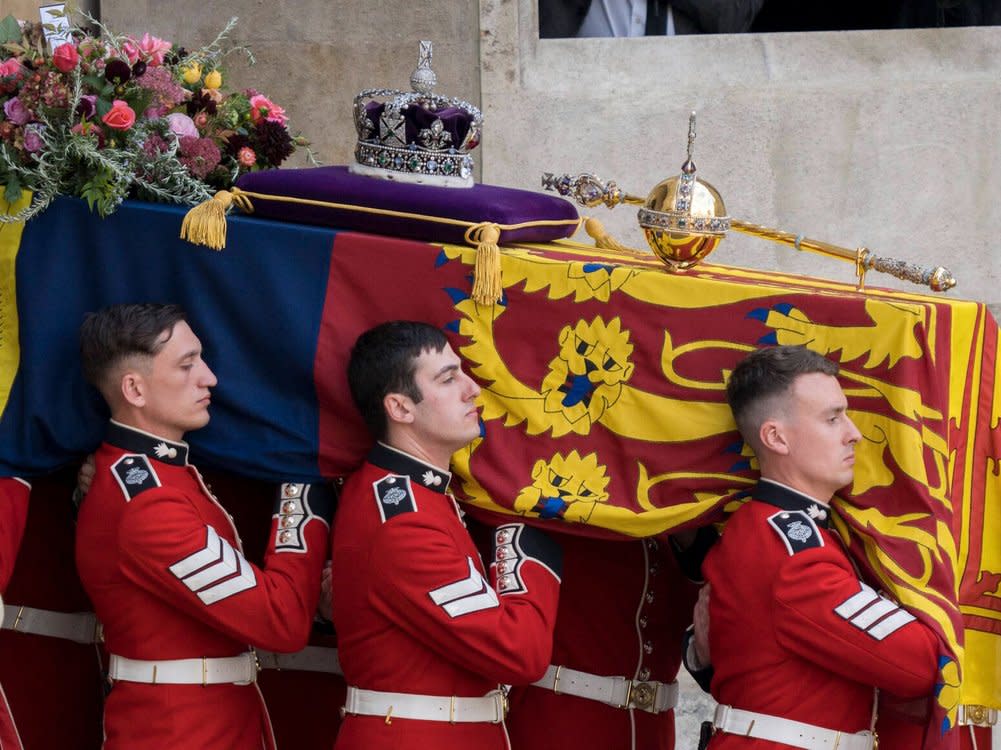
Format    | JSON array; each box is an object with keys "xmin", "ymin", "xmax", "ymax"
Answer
[
  {"xmin": 695, "ymin": 345, "xmax": 941, "ymax": 749},
  {"xmin": 75, "ymin": 303, "xmax": 333, "ymax": 749},
  {"xmin": 0, "ymin": 476, "xmax": 29, "ymax": 750},
  {"xmin": 331, "ymin": 320, "xmax": 563, "ymax": 750}
]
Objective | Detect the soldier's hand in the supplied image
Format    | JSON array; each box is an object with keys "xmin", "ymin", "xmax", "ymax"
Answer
[
  {"xmin": 77, "ymin": 454, "xmax": 96, "ymax": 495},
  {"xmin": 317, "ymin": 560, "xmax": 333, "ymax": 622},
  {"xmin": 693, "ymin": 583, "xmax": 711, "ymax": 666}
]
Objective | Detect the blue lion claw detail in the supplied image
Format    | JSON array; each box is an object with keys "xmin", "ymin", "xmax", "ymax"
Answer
[{"xmin": 444, "ymin": 287, "xmax": 469, "ymax": 304}]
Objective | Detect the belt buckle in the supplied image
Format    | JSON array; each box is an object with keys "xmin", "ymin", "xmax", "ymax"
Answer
[
  {"xmin": 629, "ymin": 681, "xmax": 657, "ymax": 711},
  {"xmin": 493, "ymin": 689, "xmax": 510, "ymax": 723}
]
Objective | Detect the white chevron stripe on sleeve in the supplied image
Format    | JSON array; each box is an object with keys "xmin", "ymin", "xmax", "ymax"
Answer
[
  {"xmin": 835, "ymin": 581, "xmax": 917, "ymax": 640},
  {"xmin": 197, "ymin": 556, "xmax": 258, "ymax": 605},
  {"xmin": 849, "ymin": 598, "xmax": 898, "ymax": 629},
  {"xmin": 167, "ymin": 525, "xmax": 258, "ymax": 605},
  {"xmin": 428, "ymin": 557, "xmax": 499, "ymax": 618},
  {"xmin": 867, "ymin": 609, "xmax": 916, "ymax": 641},
  {"xmin": 834, "ymin": 581, "xmax": 880, "ymax": 619},
  {"xmin": 181, "ymin": 539, "xmax": 239, "ymax": 592},
  {"xmin": 169, "ymin": 526, "xmax": 224, "ymax": 578}
]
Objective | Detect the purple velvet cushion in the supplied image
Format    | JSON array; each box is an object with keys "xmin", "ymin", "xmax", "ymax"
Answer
[{"xmin": 235, "ymin": 166, "xmax": 579, "ymax": 245}]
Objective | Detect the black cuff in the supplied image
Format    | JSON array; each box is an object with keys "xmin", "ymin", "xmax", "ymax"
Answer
[
  {"xmin": 273, "ymin": 481, "xmax": 337, "ymax": 526},
  {"xmin": 492, "ymin": 523, "xmax": 563, "ymax": 594}
]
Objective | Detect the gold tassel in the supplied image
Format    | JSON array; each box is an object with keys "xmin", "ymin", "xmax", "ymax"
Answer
[
  {"xmin": 584, "ymin": 216, "xmax": 632, "ymax": 253},
  {"xmin": 179, "ymin": 189, "xmax": 253, "ymax": 250},
  {"xmin": 467, "ymin": 222, "xmax": 503, "ymax": 305}
]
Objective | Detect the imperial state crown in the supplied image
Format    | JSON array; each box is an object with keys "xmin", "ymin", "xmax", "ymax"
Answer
[{"xmin": 349, "ymin": 41, "xmax": 482, "ymax": 188}]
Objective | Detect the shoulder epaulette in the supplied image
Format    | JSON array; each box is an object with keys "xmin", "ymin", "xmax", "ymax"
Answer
[
  {"xmin": 766, "ymin": 509, "xmax": 824, "ymax": 555},
  {"xmin": 111, "ymin": 454, "xmax": 161, "ymax": 502},
  {"xmin": 373, "ymin": 474, "xmax": 416, "ymax": 523}
]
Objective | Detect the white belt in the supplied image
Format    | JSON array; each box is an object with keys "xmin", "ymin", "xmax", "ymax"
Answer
[
  {"xmin": 108, "ymin": 652, "xmax": 258, "ymax": 686},
  {"xmin": 343, "ymin": 686, "xmax": 508, "ymax": 724},
  {"xmin": 533, "ymin": 664, "xmax": 678, "ymax": 714},
  {"xmin": 2, "ymin": 604, "xmax": 102, "ymax": 644},
  {"xmin": 713, "ymin": 704, "xmax": 874, "ymax": 750},
  {"xmin": 256, "ymin": 646, "xmax": 342, "ymax": 675}
]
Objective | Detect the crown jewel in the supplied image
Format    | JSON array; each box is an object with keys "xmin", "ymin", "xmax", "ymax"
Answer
[{"xmin": 349, "ymin": 41, "xmax": 482, "ymax": 188}]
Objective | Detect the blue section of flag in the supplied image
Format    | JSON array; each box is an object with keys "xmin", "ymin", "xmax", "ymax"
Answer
[{"xmin": 0, "ymin": 197, "xmax": 336, "ymax": 482}]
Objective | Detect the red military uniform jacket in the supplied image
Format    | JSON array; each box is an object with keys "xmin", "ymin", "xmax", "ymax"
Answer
[
  {"xmin": 703, "ymin": 479, "xmax": 940, "ymax": 748},
  {"xmin": 506, "ymin": 534, "xmax": 700, "ymax": 750},
  {"xmin": 331, "ymin": 442, "xmax": 563, "ymax": 750},
  {"xmin": 75, "ymin": 422, "xmax": 332, "ymax": 750},
  {"xmin": 0, "ymin": 477, "xmax": 29, "ymax": 750}
]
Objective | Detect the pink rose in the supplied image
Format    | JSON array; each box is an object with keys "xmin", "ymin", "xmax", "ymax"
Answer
[
  {"xmin": 101, "ymin": 99, "xmax": 136, "ymax": 130},
  {"xmin": 121, "ymin": 40, "xmax": 140, "ymax": 64},
  {"xmin": 237, "ymin": 146, "xmax": 257, "ymax": 167},
  {"xmin": 3, "ymin": 97, "xmax": 32, "ymax": 126},
  {"xmin": 52, "ymin": 43, "xmax": 79, "ymax": 73},
  {"xmin": 249, "ymin": 94, "xmax": 287, "ymax": 126},
  {"xmin": 166, "ymin": 112, "xmax": 198, "ymax": 139},
  {"xmin": 0, "ymin": 58, "xmax": 24, "ymax": 93},
  {"xmin": 193, "ymin": 111, "xmax": 209, "ymax": 129},
  {"xmin": 23, "ymin": 124, "xmax": 45, "ymax": 153},
  {"xmin": 137, "ymin": 33, "xmax": 172, "ymax": 66}
]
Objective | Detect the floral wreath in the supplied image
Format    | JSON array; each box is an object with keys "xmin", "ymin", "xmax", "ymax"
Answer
[{"xmin": 0, "ymin": 10, "xmax": 314, "ymax": 221}]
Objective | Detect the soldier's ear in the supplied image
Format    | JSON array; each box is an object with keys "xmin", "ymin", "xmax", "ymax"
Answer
[
  {"xmin": 759, "ymin": 418, "xmax": 790, "ymax": 455},
  {"xmin": 120, "ymin": 371, "xmax": 146, "ymax": 409},
  {"xmin": 383, "ymin": 392, "xmax": 415, "ymax": 425}
]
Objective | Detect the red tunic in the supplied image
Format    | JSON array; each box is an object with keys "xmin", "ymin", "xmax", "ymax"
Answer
[
  {"xmin": 506, "ymin": 534, "xmax": 699, "ymax": 750},
  {"xmin": 0, "ymin": 477, "xmax": 29, "ymax": 750},
  {"xmin": 704, "ymin": 480, "xmax": 940, "ymax": 748},
  {"xmin": 331, "ymin": 442, "xmax": 562, "ymax": 750},
  {"xmin": 75, "ymin": 422, "xmax": 331, "ymax": 750}
]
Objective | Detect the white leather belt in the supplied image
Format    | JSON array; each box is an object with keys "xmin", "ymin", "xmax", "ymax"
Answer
[
  {"xmin": 713, "ymin": 704, "xmax": 874, "ymax": 750},
  {"xmin": 256, "ymin": 646, "xmax": 342, "ymax": 675},
  {"xmin": 343, "ymin": 686, "xmax": 508, "ymax": 724},
  {"xmin": 2, "ymin": 604, "xmax": 102, "ymax": 644},
  {"xmin": 108, "ymin": 652, "xmax": 258, "ymax": 686},
  {"xmin": 533, "ymin": 664, "xmax": 678, "ymax": 714}
]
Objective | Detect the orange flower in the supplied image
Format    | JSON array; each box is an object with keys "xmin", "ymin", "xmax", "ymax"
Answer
[{"xmin": 101, "ymin": 99, "xmax": 136, "ymax": 130}]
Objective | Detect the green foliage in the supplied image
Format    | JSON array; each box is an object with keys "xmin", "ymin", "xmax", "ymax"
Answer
[{"xmin": 0, "ymin": 16, "xmax": 21, "ymax": 45}]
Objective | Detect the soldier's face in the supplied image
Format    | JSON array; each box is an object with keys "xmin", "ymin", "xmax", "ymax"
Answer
[
  {"xmin": 137, "ymin": 321, "xmax": 218, "ymax": 441},
  {"xmin": 408, "ymin": 344, "xmax": 482, "ymax": 456},
  {"xmin": 777, "ymin": 372, "xmax": 862, "ymax": 501}
]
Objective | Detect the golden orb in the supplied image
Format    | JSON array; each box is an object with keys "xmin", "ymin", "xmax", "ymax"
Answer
[{"xmin": 637, "ymin": 160, "xmax": 730, "ymax": 271}]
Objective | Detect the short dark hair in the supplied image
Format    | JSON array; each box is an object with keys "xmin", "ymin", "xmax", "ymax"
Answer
[
  {"xmin": 80, "ymin": 303, "xmax": 187, "ymax": 396},
  {"xmin": 726, "ymin": 345, "xmax": 839, "ymax": 445},
  {"xmin": 347, "ymin": 321, "xmax": 449, "ymax": 441}
]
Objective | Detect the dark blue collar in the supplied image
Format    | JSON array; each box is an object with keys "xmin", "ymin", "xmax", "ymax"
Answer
[
  {"xmin": 368, "ymin": 442, "xmax": 451, "ymax": 495},
  {"xmin": 753, "ymin": 479, "xmax": 831, "ymax": 528},
  {"xmin": 105, "ymin": 421, "xmax": 190, "ymax": 467}
]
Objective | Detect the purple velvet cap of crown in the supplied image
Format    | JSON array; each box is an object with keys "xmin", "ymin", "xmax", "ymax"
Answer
[
  {"xmin": 236, "ymin": 165, "xmax": 579, "ymax": 244},
  {"xmin": 363, "ymin": 102, "xmax": 474, "ymax": 149}
]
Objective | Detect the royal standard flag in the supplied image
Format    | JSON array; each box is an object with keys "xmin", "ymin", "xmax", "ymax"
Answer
[{"xmin": 1, "ymin": 195, "xmax": 997, "ymax": 747}]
